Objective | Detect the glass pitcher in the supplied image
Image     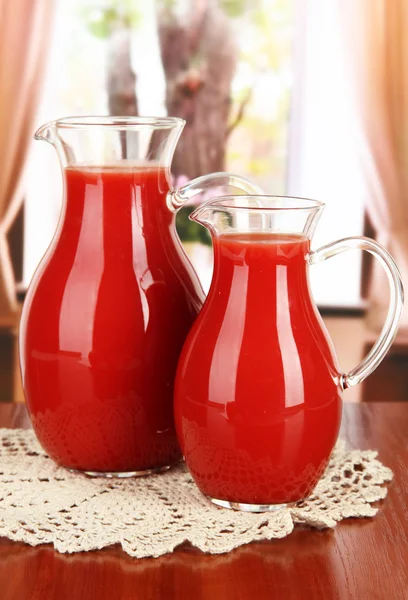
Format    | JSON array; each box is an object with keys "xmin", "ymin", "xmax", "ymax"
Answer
[
  {"xmin": 174, "ymin": 195, "xmax": 403, "ymax": 512},
  {"xmin": 19, "ymin": 116, "xmax": 263, "ymax": 477}
]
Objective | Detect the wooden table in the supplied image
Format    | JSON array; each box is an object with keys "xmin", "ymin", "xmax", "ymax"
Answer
[
  {"xmin": 0, "ymin": 403, "xmax": 407, "ymax": 600},
  {"xmin": 363, "ymin": 333, "xmax": 408, "ymax": 403}
]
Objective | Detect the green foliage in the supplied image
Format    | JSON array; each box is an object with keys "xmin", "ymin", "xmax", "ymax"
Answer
[
  {"xmin": 80, "ymin": 1, "xmax": 142, "ymax": 38},
  {"xmin": 220, "ymin": 0, "xmax": 249, "ymax": 18},
  {"xmin": 156, "ymin": 0, "xmax": 176, "ymax": 10},
  {"xmin": 224, "ymin": 0, "xmax": 293, "ymax": 191},
  {"xmin": 247, "ymin": 158, "xmax": 271, "ymax": 176},
  {"xmin": 83, "ymin": 8, "xmax": 115, "ymax": 38},
  {"xmin": 176, "ymin": 207, "xmax": 212, "ymax": 246}
]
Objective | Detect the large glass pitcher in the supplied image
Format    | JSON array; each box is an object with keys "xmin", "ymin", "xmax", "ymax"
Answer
[
  {"xmin": 19, "ymin": 117, "xmax": 262, "ymax": 476},
  {"xmin": 174, "ymin": 195, "xmax": 403, "ymax": 511}
]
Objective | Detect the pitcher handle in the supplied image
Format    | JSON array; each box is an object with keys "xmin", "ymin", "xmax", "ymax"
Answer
[
  {"xmin": 309, "ymin": 236, "xmax": 404, "ymax": 390},
  {"xmin": 167, "ymin": 172, "xmax": 264, "ymax": 211}
]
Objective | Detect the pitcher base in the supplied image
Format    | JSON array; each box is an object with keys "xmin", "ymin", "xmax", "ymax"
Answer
[
  {"xmin": 71, "ymin": 465, "xmax": 171, "ymax": 478},
  {"xmin": 209, "ymin": 497, "xmax": 298, "ymax": 512}
]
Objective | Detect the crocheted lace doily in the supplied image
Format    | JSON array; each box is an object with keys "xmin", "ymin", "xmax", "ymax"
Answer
[{"xmin": 0, "ymin": 429, "xmax": 392, "ymax": 558}]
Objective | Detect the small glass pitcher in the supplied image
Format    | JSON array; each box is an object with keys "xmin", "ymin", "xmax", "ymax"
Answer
[
  {"xmin": 174, "ymin": 195, "xmax": 403, "ymax": 511},
  {"xmin": 19, "ymin": 117, "xmax": 263, "ymax": 477}
]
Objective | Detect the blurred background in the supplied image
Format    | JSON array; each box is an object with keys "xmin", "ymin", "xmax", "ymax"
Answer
[{"xmin": 1, "ymin": 0, "xmax": 407, "ymax": 404}]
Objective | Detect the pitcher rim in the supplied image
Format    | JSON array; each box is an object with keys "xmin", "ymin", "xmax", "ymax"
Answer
[
  {"xmin": 45, "ymin": 116, "xmax": 186, "ymax": 130},
  {"xmin": 200, "ymin": 195, "xmax": 325, "ymax": 212}
]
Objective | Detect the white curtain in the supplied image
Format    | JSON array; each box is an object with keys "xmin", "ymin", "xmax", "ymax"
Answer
[
  {"xmin": 288, "ymin": 0, "xmax": 365, "ymax": 308},
  {"xmin": 0, "ymin": 0, "xmax": 54, "ymax": 318},
  {"xmin": 339, "ymin": 0, "xmax": 408, "ymax": 330}
]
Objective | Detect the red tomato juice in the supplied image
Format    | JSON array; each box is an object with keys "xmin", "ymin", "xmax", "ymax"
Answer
[
  {"xmin": 175, "ymin": 233, "xmax": 342, "ymax": 505},
  {"xmin": 20, "ymin": 166, "xmax": 203, "ymax": 473}
]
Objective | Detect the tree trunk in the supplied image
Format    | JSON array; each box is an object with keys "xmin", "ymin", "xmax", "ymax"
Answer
[
  {"xmin": 157, "ymin": 1, "xmax": 238, "ymax": 178},
  {"xmin": 106, "ymin": 26, "xmax": 138, "ymax": 116}
]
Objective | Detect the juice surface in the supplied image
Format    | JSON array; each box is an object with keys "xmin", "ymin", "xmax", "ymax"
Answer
[
  {"xmin": 20, "ymin": 166, "xmax": 204, "ymax": 472},
  {"xmin": 175, "ymin": 232, "xmax": 342, "ymax": 505}
]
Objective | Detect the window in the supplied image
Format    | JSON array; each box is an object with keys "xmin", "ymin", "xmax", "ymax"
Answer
[
  {"xmin": 287, "ymin": 0, "xmax": 365, "ymax": 307},
  {"xmin": 24, "ymin": 0, "xmax": 364, "ymax": 307}
]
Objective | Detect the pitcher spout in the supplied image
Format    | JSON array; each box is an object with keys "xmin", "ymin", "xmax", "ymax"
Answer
[
  {"xmin": 34, "ymin": 121, "xmax": 57, "ymax": 144},
  {"xmin": 190, "ymin": 204, "xmax": 215, "ymax": 228}
]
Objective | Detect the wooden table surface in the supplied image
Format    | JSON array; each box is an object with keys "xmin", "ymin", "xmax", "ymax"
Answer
[{"xmin": 0, "ymin": 403, "xmax": 407, "ymax": 600}]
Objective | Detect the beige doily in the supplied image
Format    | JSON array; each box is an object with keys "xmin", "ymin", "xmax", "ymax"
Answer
[{"xmin": 0, "ymin": 429, "xmax": 392, "ymax": 558}]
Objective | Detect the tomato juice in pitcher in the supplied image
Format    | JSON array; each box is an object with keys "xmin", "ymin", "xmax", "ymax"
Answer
[
  {"xmin": 20, "ymin": 117, "xmax": 263, "ymax": 476},
  {"xmin": 174, "ymin": 196, "xmax": 403, "ymax": 511}
]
